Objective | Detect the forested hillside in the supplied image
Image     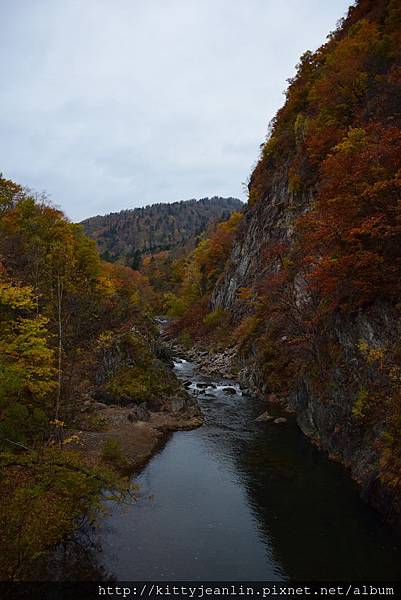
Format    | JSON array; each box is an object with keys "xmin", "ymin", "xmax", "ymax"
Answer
[
  {"xmin": 81, "ymin": 196, "xmax": 242, "ymax": 267},
  {"xmin": 163, "ymin": 0, "xmax": 401, "ymax": 529},
  {"xmin": 0, "ymin": 176, "xmax": 200, "ymax": 579}
]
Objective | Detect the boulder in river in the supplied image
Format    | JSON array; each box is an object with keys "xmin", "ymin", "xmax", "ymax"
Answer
[
  {"xmin": 222, "ymin": 387, "xmax": 237, "ymax": 395},
  {"xmin": 255, "ymin": 411, "xmax": 274, "ymax": 422}
]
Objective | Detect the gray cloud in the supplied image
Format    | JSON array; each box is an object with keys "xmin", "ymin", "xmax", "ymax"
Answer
[{"xmin": 0, "ymin": 0, "xmax": 352, "ymax": 221}]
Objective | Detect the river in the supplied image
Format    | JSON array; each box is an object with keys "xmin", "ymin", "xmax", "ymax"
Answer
[{"xmin": 74, "ymin": 356, "xmax": 401, "ymax": 582}]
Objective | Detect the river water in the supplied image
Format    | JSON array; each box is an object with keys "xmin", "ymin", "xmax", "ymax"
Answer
[{"xmin": 78, "ymin": 357, "xmax": 401, "ymax": 582}]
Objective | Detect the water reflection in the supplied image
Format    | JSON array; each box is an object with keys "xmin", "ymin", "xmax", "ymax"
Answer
[
  {"xmin": 37, "ymin": 525, "xmax": 114, "ymax": 581},
  {"xmin": 52, "ymin": 358, "xmax": 401, "ymax": 580}
]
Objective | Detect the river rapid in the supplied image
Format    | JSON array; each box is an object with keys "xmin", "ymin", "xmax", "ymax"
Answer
[{"xmin": 79, "ymin": 356, "xmax": 401, "ymax": 581}]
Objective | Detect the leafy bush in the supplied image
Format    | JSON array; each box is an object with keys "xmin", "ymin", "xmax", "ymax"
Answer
[
  {"xmin": 202, "ymin": 308, "xmax": 226, "ymax": 328},
  {"xmin": 101, "ymin": 437, "xmax": 131, "ymax": 473},
  {"xmin": 101, "ymin": 438, "xmax": 125, "ymax": 463},
  {"xmin": 84, "ymin": 414, "xmax": 108, "ymax": 432},
  {"xmin": 0, "ymin": 448, "xmax": 129, "ymax": 579},
  {"xmin": 0, "ymin": 404, "xmax": 48, "ymax": 449}
]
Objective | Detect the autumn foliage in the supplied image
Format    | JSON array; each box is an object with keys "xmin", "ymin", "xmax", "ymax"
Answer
[
  {"xmin": 166, "ymin": 211, "xmax": 243, "ymax": 345},
  {"xmin": 300, "ymin": 124, "xmax": 401, "ymax": 310},
  {"xmin": 0, "ymin": 176, "xmax": 153, "ymax": 576},
  {"xmin": 230, "ymin": 0, "xmax": 401, "ymax": 491},
  {"xmin": 0, "ymin": 176, "xmax": 156, "ymax": 443},
  {"xmin": 242, "ymin": 0, "xmax": 401, "ymax": 334}
]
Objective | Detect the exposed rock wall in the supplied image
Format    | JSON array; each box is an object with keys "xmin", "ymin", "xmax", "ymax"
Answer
[
  {"xmin": 211, "ymin": 172, "xmax": 401, "ymax": 529},
  {"xmin": 208, "ymin": 0, "xmax": 401, "ymax": 525},
  {"xmin": 212, "ymin": 170, "xmax": 314, "ymax": 315}
]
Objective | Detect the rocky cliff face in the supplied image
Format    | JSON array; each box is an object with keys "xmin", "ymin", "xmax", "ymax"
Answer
[
  {"xmin": 212, "ymin": 170, "xmax": 310, "ymax": 311},
  {"xmin": 209, "ymin": 0, "xmax": 401, "ymax": 530},
  {"xmin": 212, "ymin": 166, "xmax": 401, "ymax": 529}
]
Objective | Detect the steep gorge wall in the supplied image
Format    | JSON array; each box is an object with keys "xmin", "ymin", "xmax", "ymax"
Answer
[
  {"xmin": 212, "ymin": 170, "xmax": 310, "ymax": 311},
  {"xmin": 213, "ymin": 170, "xmax": 400, "ymax": 525},
  {"xmin": 211, "ymin": 0, "xmax": 401, "ymax": 528}
]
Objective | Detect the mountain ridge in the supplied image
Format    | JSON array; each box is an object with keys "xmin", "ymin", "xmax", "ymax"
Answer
[{"xmin": 81, "ymin": 196, "xmax": 243, "ymax": 266}]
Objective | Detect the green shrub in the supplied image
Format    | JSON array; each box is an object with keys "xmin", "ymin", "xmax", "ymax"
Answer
[
  {"xmin": 180, "ymin": 331, "xmax": 193, "ymax": 349},
  {"xmin": 0, "ymin": 404, "xmax": 48, "ymax": 449},
  {"xmin": 84, "ymin": 414, "xmax": 108, "ymax": 432},
  {"xmin": 202, "ymin": 308, "xmax": 226, "ymax": 328},
  {"xmin": 163, "ymin": 292, "xmax": 187, "ymax": 317},
  {"xmin": 101, "ymin": 438, "xmax": 128, "ymax": 471},
  {"xmin": 0, "ymin": 448, "xmax": 129, "ymax": 579},
  {"xmin": 106, "ymin": 366, "xmax": 150, "ymax": 403}
]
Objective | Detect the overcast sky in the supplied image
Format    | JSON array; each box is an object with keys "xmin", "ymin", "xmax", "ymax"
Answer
[{"xmin": 1, "ymin": 0, "xmax": 352, "ymax": 222}]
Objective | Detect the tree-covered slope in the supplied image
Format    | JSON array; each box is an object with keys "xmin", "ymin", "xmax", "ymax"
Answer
[
  {"xmin": 162, "ymin": 0, "xmax": 401, "ymax": 529},
  {"xmin": 213, "ymin": 0, "xmax": 401, "ymax": 527},
  {"xmin": 0, "ymin": 175, "xmax": 199, "ymax": 577},
  {"xmin": 81, "ymin": 196, "xmax": 243, "ymax": 266}
]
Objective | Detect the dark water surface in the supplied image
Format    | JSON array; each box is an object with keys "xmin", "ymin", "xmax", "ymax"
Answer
[{"xmin": 93, "ymin": 359, "xmax": 401, "ymax": 581}]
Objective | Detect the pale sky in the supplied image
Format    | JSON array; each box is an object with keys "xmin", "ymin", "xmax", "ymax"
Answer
[{"xmin": 0, "ymin": 0, "xmax": 353, "ymax": 221}]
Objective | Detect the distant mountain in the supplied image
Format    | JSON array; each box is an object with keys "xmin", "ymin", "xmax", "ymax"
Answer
[{"xmin": 81, "ymin": 197, "xmax": 243, "ymax": 267}]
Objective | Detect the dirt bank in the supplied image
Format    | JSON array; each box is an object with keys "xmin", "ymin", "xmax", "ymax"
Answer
[{"xmin": 69, "ymin": 402, "xmax": 202, "ymax": 473}]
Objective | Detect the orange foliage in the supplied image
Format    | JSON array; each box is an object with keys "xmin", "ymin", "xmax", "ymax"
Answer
[{"xmin": 299, "ymin": 124, "xmax": 401, "ymax": 310}]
